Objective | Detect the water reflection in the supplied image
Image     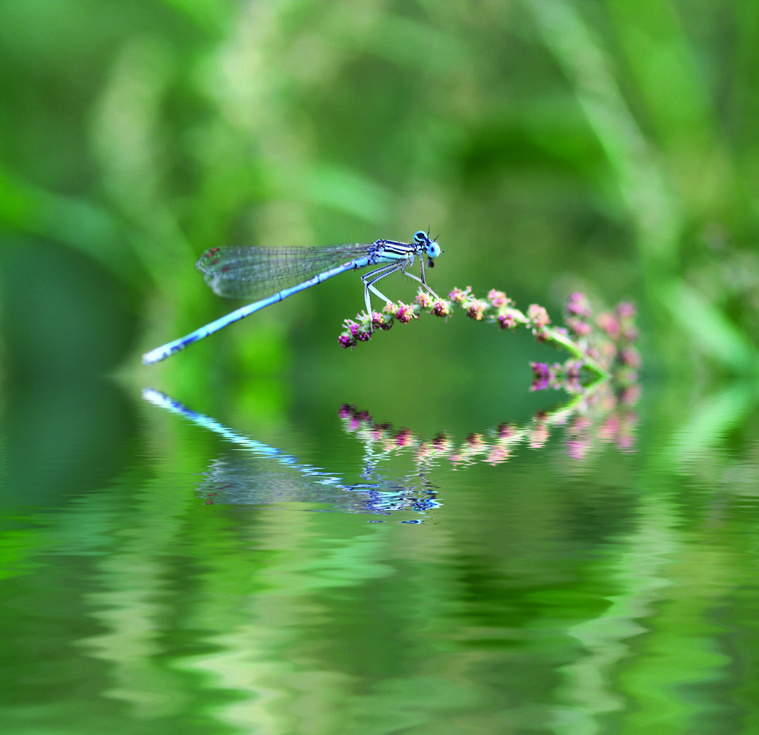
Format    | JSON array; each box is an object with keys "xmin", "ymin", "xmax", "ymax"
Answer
[
  {"xmin": 144, "ymin": 380, "xmax": 638, "ymax": 522},
  {"xmin": 9, "ymin": 379, "xmax": 759, "ymax": 734},
  {"xmin": 340, "ymin": 381, "xmax": 639, "ymax": 469},
  {"xmin": 144, "ymin": 389, "xmax": 440, "ymax": 518}
]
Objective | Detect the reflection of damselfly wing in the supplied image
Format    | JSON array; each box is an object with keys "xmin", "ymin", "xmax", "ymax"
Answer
[{"xmin": 199, "ymin": 456, "xmax": 438, "ymax": 515}]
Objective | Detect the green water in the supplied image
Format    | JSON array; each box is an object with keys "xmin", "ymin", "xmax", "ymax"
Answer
[{"xmin": 2, "ymin": 376, "xmax": 758, "ymax": 734}]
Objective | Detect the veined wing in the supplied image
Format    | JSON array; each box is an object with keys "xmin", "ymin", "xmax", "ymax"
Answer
[{"xmin": 195, "ymin": 243, "xmax": 375, "ymax": 300}]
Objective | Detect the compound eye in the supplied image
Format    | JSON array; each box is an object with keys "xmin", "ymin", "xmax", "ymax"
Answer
[
  {"xmin": 426, "ymin": 241, "xmax": 441, "ymax": 259},
  {"xmin": 413, "ymin": 230, "xmax": 428, "ymax": 245}
]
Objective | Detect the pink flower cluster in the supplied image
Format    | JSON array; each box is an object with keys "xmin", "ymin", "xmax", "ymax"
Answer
[
  {"xmin": 337, "ymin": 293, "xmax": 451, "ymax": 348},
  {"xmin": 336, "ymin": 286, "xmax": 640, "ymax": 392}
]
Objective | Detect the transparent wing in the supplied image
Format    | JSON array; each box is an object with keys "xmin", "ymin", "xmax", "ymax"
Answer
[{"xmin": 195, "ymin": 244, "xmax": 375, "ymax": 300}]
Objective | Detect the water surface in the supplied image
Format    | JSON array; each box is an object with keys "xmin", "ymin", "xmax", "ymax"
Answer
[{"xmin": 2, "ymin": 377, "xmax": 759, "ymax": 734}]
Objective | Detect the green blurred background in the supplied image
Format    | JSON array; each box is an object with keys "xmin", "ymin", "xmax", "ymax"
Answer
[{"xmin": 1, "ymin": 0, "xmax": 758, "ymax": 413}]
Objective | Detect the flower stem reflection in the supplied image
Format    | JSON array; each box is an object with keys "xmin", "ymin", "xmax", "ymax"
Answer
[{"xmin": 339, "ymin": 380, "xmax": 639, "ymax": 470}]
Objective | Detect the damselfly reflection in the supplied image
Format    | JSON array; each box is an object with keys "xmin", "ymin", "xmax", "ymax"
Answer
[{"xmin": 143, "ymin": 389, "xmax": 440, "ymax": 520}]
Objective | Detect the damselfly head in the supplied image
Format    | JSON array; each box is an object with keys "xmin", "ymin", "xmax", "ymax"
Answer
[{"xmin": 413, "ymin": 230, "xmax": 442, "ymax": 262}]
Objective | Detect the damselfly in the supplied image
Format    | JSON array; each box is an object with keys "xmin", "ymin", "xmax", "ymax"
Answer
[{"xmin": 142, "ymin": 230, "xmax": 442, "ymax": 364}]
